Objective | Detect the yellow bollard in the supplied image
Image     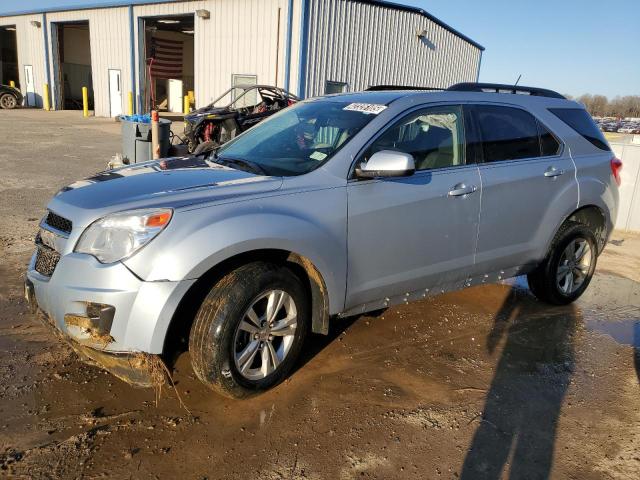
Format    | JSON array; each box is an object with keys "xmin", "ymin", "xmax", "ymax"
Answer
[
  {"xmin": 82, "ymin": 87, "xmax": 89, "ymax": 117},
  {"xmin": 183, "ymin": 95, "xmax": 190, "ymax": 115},
  {"xmin": 43, "ymin": 83, "xmax": 51, "ymax": 111},
  {"xmin": 151, "ymin": 110, "xmax": 160, "ymax": 159},
  {"xmin": 9, "ymin": 80, "xmax": 15, "ymax": 88},
  {"xmin": 188, "ymin": 90, "xmax": 194, "ymax": 105},
  {"xmin": 128, "ymin": 91, "xmax": 134, "ymax": 115}
]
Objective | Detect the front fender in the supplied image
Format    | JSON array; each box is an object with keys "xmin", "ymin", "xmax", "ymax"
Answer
[{"xmin": 123, "ymin": 188, "xmax": 347, "ymax": 315}]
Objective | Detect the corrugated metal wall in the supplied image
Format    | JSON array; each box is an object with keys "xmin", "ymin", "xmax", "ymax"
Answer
[
  {"xmin": 133, "ymin": 0, "xmax": 297, "ymax": 109},
  {"xmin": 302, "ymin": 0, "xmax": 482, "ymax": 97},
  {"xmin": 0, "ymin": 14, "xmax": 47, "ymax": 108},
  {"xmin": 47, "ymin": 7, "xmax": 131, "ymax": 116}
]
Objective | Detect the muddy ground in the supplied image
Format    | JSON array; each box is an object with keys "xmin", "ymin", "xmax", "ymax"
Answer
[{"xmin": 1, "ymin": 110, "xmax": 640, "ymax": 479}]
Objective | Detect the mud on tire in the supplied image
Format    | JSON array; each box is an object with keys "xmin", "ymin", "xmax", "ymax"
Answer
[
  {"xmin": 188, "ymin": 261, "xmax": 310, "ymax": 398},
  {"xmin": 527, "ymin": 221, "xmax": 598, "ymax": 305}
]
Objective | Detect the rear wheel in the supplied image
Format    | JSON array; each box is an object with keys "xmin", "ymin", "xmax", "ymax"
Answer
[
  {"xmin": 527, "ymin": 221, "xmax": 597, "ymax": 305},
  {"xmin": 0, "ymin": 93, "xmax": 18, "ymax": 109},
  {"xmin": 189, "ymin": 262, "xmax": 310, "ymax": 398}
]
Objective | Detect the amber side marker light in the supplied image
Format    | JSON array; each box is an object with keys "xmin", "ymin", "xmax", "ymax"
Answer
[
  {"xmin": 611, "ymin": 157, "xmax": 623, "ymax": 186},
  {"xmin": 146, "ymin": 211, "xmax": 172, "ymax": 228}
]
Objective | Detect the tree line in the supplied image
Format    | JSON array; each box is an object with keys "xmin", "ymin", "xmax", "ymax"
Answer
[{"xmin": 565, "ymin": 94, "xmax": 640, "ymax": 118}]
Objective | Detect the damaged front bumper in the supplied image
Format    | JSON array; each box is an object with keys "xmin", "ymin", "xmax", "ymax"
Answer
[
  {"xmin": 31, "ymin": 303, "xmax": 163, "ymax": 388},
  {"xmin": 25, "ymin": 251, "xmax": 196, "ymax": 386}
]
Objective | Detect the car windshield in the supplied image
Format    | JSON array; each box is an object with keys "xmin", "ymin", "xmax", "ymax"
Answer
[
  {"xmin": 208, "ymin": 86, "xmax": 268, "ymax": 108},
  {"xmin": 214, "ymin": 100, "xmax": 379, "ymax": 176}
]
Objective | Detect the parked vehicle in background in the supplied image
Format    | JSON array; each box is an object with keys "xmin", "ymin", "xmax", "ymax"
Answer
[
  {"xmin": 602, "ymin": 123, "xmax": 621, "ymax": 132},
  {"xmin": 25, "ymin": 83, "xmax": 620, "ymax": 398},
  {"xmin": 184, "ymin": 85, "xmax": 298, "ymax": 155},
  {"xmin": 0, "ymin": 84, "xmax": 22, "ymax": 109}
]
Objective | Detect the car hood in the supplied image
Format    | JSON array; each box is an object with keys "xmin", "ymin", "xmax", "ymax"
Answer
[{"xmin": 48, "ymin": 156, "xmax": 283, "ymax": 222}]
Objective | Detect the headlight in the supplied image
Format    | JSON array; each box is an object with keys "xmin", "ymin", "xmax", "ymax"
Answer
[{"xmin": 75, "ymin": 208, "xmax": 172, "ymax": 263}]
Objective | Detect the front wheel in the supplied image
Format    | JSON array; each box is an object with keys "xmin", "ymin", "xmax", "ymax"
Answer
[
  {"xmin": 527, "ymin": 221, "xmax": 598, "ymax": 305},
  {"xmin": 189, "ymin": 262, "xmax": 310, "ymax": 398}
]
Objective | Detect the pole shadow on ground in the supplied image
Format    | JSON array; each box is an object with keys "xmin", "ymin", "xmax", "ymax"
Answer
[
  {"xmin": 460, "ymin": 286, "xmax": 577, "ymax": 480},
  {"xmin": 634, "ymin": 322, "xmax": 640, "ymax": 385}
]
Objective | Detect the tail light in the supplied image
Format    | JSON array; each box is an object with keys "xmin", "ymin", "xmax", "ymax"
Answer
[{"xmin": 610, "ymin": 157, "xmax": 622, "ymax": 186}]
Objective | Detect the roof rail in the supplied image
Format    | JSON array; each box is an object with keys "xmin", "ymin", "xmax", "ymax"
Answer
[
  {"xmin": 447, "ymin": 82, "xmax": 566, "ymax": 99},
  {"xmin": 366, "ymin": 85, "xmax": 441, "ymax": 92}
]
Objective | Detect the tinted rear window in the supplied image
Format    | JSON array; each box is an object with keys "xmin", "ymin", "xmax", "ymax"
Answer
[
  {"xmin": 474, "ymin": 105, "xmax": 540, "ymax": 162},
  {"xmin": 538, "ymin": 122, "xmax": 561, "ymax": 156},
  {"xmin": 549, "ymin": 108, "xmax": 610, "ymax": 151}
]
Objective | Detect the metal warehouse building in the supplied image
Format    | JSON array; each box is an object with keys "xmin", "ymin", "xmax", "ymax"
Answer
[{"xmin": 0, "ymin": 0, "xmax": 483, "ymax": 117}]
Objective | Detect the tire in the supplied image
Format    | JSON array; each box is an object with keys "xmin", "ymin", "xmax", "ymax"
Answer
[
  {"xmin": 193, "ymin": 140, "xmax": 219, "ymax": 155},
  {"xmin": 527, "ymin": 221, "xmax": 598, "ymax": 305},
  {"xmin": 0, "ymin": 93, "xmax": 18, "ymax": 109},
  {"xmin": 189, "ymin": 262, "xmax": 310, "ymax": 398}
]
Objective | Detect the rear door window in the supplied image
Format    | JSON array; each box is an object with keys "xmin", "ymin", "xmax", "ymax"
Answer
[
  {"xmin": 473, "ymin": 105, "xmax": 540, "ymax": 162},
  {"xmin": 549, "ymin": 108, "xmax": 611, "ymax": 151},
  {"xmin": 538, "ymin": 122, "xmax": 561, "ymax": 156}
]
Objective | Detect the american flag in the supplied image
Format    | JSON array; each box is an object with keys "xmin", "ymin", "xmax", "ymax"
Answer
[{"xmin": 149, "ymin": 37, "xmax": 183, "ymax": 79}]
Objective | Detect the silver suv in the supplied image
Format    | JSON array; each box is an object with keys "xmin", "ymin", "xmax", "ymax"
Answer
[{"xmin": 25, "ymin": 83, "xmax": 621, "ymax": 398}]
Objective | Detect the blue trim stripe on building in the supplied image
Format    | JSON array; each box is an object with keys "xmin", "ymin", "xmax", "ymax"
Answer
[
  {"xmin": 297, "ymin": 0, "xmax": 309, "ymax": 98},
  {"xmin": 0, "ymin": 0, "xmax": 180, "ymax": 17},
  {"xmin": 128, "ymin": 5, "xmax": 136, "ymax": 113},
  {"xmin": 42, "ymin": 13, "xmax": 51, "ymax": 91},
  {"xmin": 283, "ymin": 0, "xmax": 294, "ymax": 92}
]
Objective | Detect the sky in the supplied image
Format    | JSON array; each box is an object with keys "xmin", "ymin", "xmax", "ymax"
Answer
[
  {"xmin": 1, "ymin": 0, "xmax": 638, "ymax": 98},
  {"xmin": 404, "ymin": 0, "xmax": 640, "ymax": 98}
]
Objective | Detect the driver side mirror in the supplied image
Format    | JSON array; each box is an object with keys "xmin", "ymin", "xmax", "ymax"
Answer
[{"xmin": 355, "ymin": 150, "xmax": 416, "ymax": 179}]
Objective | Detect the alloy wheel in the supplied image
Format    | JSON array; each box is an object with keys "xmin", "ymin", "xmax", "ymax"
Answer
[
  {"xmin": 233, "ymin": 289, "xmax": 298, "ymax": 380},
  {"xmin": 556, "ymin": 238, "xmax": 592, "ymax": 295}
]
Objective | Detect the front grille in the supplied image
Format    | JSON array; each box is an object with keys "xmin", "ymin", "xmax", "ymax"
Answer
[
  {"xmin": 45, "ymin": 211, "xmax": 72, "ymax": 234},
  {"xmin": 34, "ymin": 243, "xmax": 61, "ymax": 277}
]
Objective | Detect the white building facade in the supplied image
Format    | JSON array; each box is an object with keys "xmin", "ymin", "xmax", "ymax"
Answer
[{"xmin": 0, "ymin": 0, "xmax": 483, "ymax": 117}]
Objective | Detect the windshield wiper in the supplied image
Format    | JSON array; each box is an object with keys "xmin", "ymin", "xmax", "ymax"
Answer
[{"xmin": 213, "ymin": 156, "xmax": 269, "ymax": 176}]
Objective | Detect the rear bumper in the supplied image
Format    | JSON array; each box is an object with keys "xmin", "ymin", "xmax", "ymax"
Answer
[{"xmin": 26, "ymin": 250, "xmax": 196, "ymax": 354}]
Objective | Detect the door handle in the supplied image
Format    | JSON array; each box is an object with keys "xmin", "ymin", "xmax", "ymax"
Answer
[
  {"xmin": 448, "ymin": 183, "xmax": 478, "ymax": 197},
  {"xmin": 544, "ymin": 166, "xmax": 565, "ymax": 178}
]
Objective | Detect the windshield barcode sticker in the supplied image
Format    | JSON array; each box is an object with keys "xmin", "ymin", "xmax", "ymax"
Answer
[
  {"xmin": 343, "ymin": 103, "xmax": 387, "ymax": 115},
  {"xmin": 310, "ymin": 151, "xmax": 327, "ymax": 161}
]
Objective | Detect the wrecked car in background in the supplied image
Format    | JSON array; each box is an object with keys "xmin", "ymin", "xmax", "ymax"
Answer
[
  {"xmin": 184, "ymin": 85, "xmax": 298, "ymax": 154},
  {"xmin": 25, "ymin": 83, "xmax": 619, "ymax": 399}
]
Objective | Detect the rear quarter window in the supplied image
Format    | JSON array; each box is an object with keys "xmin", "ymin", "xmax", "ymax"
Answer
[
  {"xmin": 473, "ymin": 105, "xmax": 540, "ymax": 162},
  {"xmin": 549, "ymin": 108, "xmax": 611, "ymax": 151}
]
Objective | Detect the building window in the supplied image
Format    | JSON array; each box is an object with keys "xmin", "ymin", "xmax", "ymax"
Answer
[
  {"xmin": 232, "ymin": 74, "xmax": 257, "ymax": 107},
  {"xmin": 325, "ymin": 81, "xmax": 347, "ymax": 95}
]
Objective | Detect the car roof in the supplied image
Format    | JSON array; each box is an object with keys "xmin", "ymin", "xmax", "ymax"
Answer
[
  {"xmin": 320, "ymin": 90, "xmax": 421, "ymax": 105},
  {"xmin": 319, "ymin": 89, "xmax": 578, "ymax": 109}
]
